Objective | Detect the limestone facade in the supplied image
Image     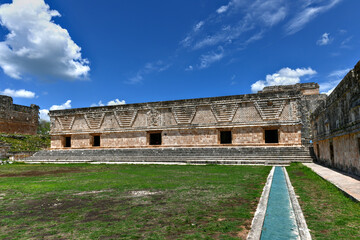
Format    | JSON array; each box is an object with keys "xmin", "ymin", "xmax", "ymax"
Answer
[
  {"xmin": 50, "ymin": 83, "xmax": 324, "ymax": 149},
  {"xmin": 311, "ymin": 61, "xmax": 360, "ymax": 176},
  {"xmin": 0, "ymin": 95, "xmax": 39, "ymax": 135}
]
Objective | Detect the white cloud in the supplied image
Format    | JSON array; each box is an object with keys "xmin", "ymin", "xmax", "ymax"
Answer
[
  {"xmin": 285, "ymin": 0, "xmax": 342, "ymax": 35},
  {"xmin": 317, "ymin": 33, "xmax": 331, "ymax": 46},
  {"xmin": 90, "ymin": 100, "xmax": 104, "ymax": 107},
  {"xmin": 198, "ymin": 47, "xmax": 225, "ymax": 69},
  {"xmin": 251, "ymin": 67, "xmax": 317, "ymax": 92},
  {"xmin": 91, "ymin": 99, "xmax": 126, "ymax": 107},
  {"xmin": 185, "ymin": 65, "xmax": 193, "ymax": 71},
  {"xmin": 319, "ymin": 67, "xmax": 351, "ymax": 95},
  {"xmin": 39, "ymin": 99, "xmax": 72, "ymax": 121},
  {"xmin": 183, "ymin": 0, "xmax": 287, "ymax": 51},
  {"xmin": 217, "ymin": 5, "xmax": 229, "ymax": 14},
  {"xmin": 107, "ymin": 99, "xmax": 126, "ymax": 106},
  {"xmin": 0, "ymin": 0, "xmax": 90, "ymax": 80},
  {"xmin": 0, "ymin": 88, "xmax": 35, "ymax": 98},
  {"xmin": 50, "ymin": 100, "xmax": 71, "ymax": 110},
  {"xmin": 127, "ymin": 60, "xmax": 170, "ymax": 84},
  {"xmin": 328, "ymin": 68, "xmax": 351, "ymax": 78},
  {"xmin": 340, "ymin": 36, "xmax": 352, "ymax": 49},
  {"xmin": 194, "ymin": 21, "xmax": 204, "ymax": 32},
  {"xmin": 39, "ymin": 109, "xmax": 49, "ymax": 121}
]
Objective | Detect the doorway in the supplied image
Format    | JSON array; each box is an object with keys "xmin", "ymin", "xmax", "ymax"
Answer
[{"xmin": 265, "ymin": 130, "xmax": 279, "ymax": 144}]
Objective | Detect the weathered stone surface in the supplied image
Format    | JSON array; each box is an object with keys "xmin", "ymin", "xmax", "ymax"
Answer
[
  {"xmin": 49, "ymin": 83, "xmax": 324, "ymax": 149},
  {"xmin": 311, "ymin": 61, "xmax": 360, "ymax": 176},
  {"xmin": 0, "ymin": 95, "xmax": 39, "ymax": 135}
]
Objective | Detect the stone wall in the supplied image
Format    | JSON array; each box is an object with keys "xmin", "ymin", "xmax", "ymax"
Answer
[
  {"xmin": 311, "ymin": 61, "xmax": 360, "ymax": 176},
  {"xmin": 0, "ymin": 95, "xmax": 39, "ymax": 135},
  {"xmin": 50, "ymin": 83, "xmax": 324, "ymax": 149},
  {"xmin": 0, "ymin": 141, "xmax": 10, "ymax": 158}
]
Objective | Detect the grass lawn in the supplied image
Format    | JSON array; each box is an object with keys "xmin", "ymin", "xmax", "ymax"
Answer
[
  {"xmin": 287, "ymin": 163, "xmax": 360, "ymax": 240},
  {"xmin": 0, "ymin": 164, "xmax": 271, "ymax": 239}
]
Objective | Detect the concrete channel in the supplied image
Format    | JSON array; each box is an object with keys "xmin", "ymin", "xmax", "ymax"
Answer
[{"xmin": 248, "ymin": 166, "xmax": 311, "ymax": 240}]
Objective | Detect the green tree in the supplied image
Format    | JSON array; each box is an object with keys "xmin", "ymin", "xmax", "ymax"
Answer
[{"xmin": 37, "ymin": 120, "xmax": 50, "ymax": 135}]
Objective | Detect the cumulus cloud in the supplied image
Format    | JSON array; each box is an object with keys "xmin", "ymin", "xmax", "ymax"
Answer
[
  {"xmin": 107, "ymin": 99, "xmax": 126, "ymax": 106},
  {"xmin": 50, "ymin": 100, "xmax": 72, "ymax": 110},
  {"xmin": 39, "ymin": 99, "xmax": 72, "ymax": 121},
  {"xmin": 0, "ymin": 0, "xmax": 90, "ymax": 80},
  {"xmin": 198, "ymin": 47, "xmax": 225, "ymax": 69},
  {"xmin": 91, "ymin": 99, "xmax": 126, "ymax": 107},
  {"xmin": 251, "ymin": 67, "xmax": 317, "ymax": 92},
  {"xmin": 316, "ymin": 33, "xmax": 332, "ymax": 46},
  {"xmin": 39, "ymin": 109, "xmax": 50, "ymax": 121},
  {"xmin": 0, "ymin": 88, "xmax": 35, "ymax": 98}
]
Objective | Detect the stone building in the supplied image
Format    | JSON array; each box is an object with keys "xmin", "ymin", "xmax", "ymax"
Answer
[
  {"xmin": 0, "ymin": 95, "xmax": 39, "ymax": 135},
  {"xmin": 311, "ymin": 61, "xmax": 360, "ymax": 176},
  {"xmin": 49, "ymin": 83, "xmax": 325, "ymax": 150}
]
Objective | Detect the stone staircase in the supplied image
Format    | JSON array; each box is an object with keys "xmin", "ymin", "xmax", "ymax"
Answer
[{"xmin": 22, "ymin": 147, "xmax": 315, "ymax": 165}]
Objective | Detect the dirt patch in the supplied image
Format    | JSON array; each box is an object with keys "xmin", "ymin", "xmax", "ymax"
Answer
[
  {"xmin": 74, "ymin": 190, "xmax": 113, "ymax": 195},
  {"xmin": 0, "ymin": 168, "xmax": 84, "ymax": 178},
  {"xmin": 236, "ymin": 219, "xmax": 252, "ymax": 240},
  {"xmin": 130, "ymin": 190, "xmax": 163, "ymax": 197},
  {"xmin": 292, "ymin": 170, "xmax": 306, "ymax": 177}
]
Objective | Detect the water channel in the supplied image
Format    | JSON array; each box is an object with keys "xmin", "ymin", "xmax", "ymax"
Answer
[{"xmin": 260, "ymin": 166, "xmax": 299, "ymax": 240}]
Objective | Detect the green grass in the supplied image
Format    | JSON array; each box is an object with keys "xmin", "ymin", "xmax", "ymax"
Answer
[
  {"xmin": 0, "ymin": 133, "xmax": 50, "ymax": 152},
  {"xmin": 0, "ymin": 164, "xmax": 271, "ymax": 239},
  {"xmin": 287, "ymin": 163, "xmax": 360, "ymax": 240}
]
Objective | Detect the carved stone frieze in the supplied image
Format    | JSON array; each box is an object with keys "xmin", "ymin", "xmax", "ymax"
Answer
[
  {"xmin": 147, "ymin": 108, "xmax": 161, "ymax": 126},
  {"xmin": 57, "ymin": 116, "xmax": 75, "ymax": 130},
  {"xmin": 114, "ymin": 110, "xmax": 138, "ymax": 127},
  {"xmin": 211, "ymin": 103, "xmax": 238, "ymax": 122},
  {"xmin": 84, "ymin": 112, "xmax": 105, "ymax": 129},
  {"xmin": 254, "ymin": 100, "xmax": 286, "ymax": 120},
  {"xmin": 172, "ymin": 106, "xmax": 197, "ymax": 124}
]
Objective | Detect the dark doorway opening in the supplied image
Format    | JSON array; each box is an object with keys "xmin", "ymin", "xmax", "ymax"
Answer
[
  {"xmin": 316, "ymin": 143, "xmax": 320, "ymax": 160},
  {"xmin": 265, "ymin": 130, "xmax": 278, "ymax": 143},
  {"xmin": 220, "ymin": 131, "xmax": 232, "ymax": 144},
  {"xmin": 330, "ymin": 140, "xmax": 334, "ymax": 166},
  {"xmin": 93, "ymin": 135, "xmax": 100, "ymax": 147},
  {"xmin": 65, "ymin": 137, "xmax": 71, "ymax": 148},
  {"xmin": 149, "ymin": 133, "xmax": 162, "ymax": 145}
]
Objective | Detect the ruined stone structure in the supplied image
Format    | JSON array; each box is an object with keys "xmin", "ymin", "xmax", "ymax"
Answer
[
  {"xmin": 0, "ymin": 141, "xmax": 10, "ymax": 159},
  {"xmin": 0, "ymin": 95, "xmax": 39, "ymax": 135},
  {"xmin": 311, "ymin": 61, "xmax": 360, "ymax": 176},
  {"xmin": 49, "ymin": 83, "xmax": 325, "ymax": 150}
]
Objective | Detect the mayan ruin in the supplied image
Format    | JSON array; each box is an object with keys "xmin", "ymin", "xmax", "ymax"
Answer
[
  {"xmin": 49, "ymin": 83, "xmax": 325, "ymax": 149},
  {"xmin": 0, "ymin": 95, "xmax": 39, "ymax": 135},
  {"xmin": 1, "ymin": 0, "xmax": 359, "ymax": 239}
]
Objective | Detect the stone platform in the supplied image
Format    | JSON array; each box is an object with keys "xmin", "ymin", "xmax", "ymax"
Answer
[{"xmin": 23, "ymin": 147, "xmax": 314, "ymax": 165}]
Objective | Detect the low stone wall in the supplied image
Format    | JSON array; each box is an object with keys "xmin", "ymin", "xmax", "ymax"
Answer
[{"xmin": 311, "ymin": 60, "xmax": 360, "ymax": 176}]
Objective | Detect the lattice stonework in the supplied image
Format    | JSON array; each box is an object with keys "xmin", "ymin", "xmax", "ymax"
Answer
[
  {"xmin": 211, "ymin": 103, "xmax": 239, "ymax": 122},
  {"xmin": 56, "ymin": 116, "xmax": 75, "ymax": 130},
  {"xmin": 172, "ymin": 106, "xmax": 197, "ymax": 124},
  {"xmin": 114, "ymin": 110, "xmax": 138, "ymax": 127},
  {"xmin": 84, "ymin": 113, "xmax": 105, "ymax": 129},
  {"xmin": 254, "ymin": 100, "xmax": 286, "ymax": 120}
]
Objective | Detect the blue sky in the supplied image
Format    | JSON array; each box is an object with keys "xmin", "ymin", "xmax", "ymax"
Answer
[{"xmin": 0, "ymin": 0, "xmax": 359, "ymax": 121}]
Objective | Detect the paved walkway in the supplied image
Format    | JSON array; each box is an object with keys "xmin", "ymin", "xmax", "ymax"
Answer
[{"xmin": 303, "ymin": 163, "xmax": 360, "ymax": 202}]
